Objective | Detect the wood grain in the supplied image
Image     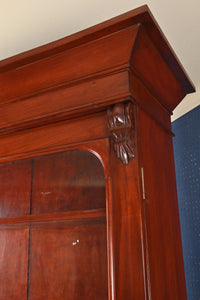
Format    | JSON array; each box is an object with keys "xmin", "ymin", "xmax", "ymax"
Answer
[
  {"xmin": 0, "ymin": 71, "xmax": 130, "ymax": 134},
  {"xmin": 130, "ymin": 25, "xmax": 186, "ymax": 111},
  {"xmin": 0, "ymin": 159, "xmax": 31, "ymax": 217},
  {"xmin": 0, "ymin": 5, "xmax": 194, "ymax": 95},
  {"xmin": 129, "ymin": 71, "xmax": 172, "ymax": 132},
  {"xmin": 31, "ymin": 150, "xmax": 106, "ymax": 214},
  {"xmin": 0, "ymin": 6, "xmax": 194, "ymax": 300},
  {"xmin": 138, "ymin": 108, "xmax": 187, "ymax": 300},
  {"xmin": 29, "ymin": 224, "xmax": 108, "ymax": 300},
  {"xmin": 110, "ymin": 123, "xmax": 146, "ymax": 299},
  {"xmin": 107, "ymin": 102, "xmax": 135, "ymax": 165},
  {"xmin": 0, "ymin": 26, "xmax": 138, "ymax": 104},
  {"xmin": 0, "ymin": 112, "xmax": 108, "ymax": 162},
  {"xmin": 0, "ymin": 209, "xmax": 106, "ymax": 226},
  {"xmin": 0, "ymin": 229, "xmax": 29, "ymax": 300}
]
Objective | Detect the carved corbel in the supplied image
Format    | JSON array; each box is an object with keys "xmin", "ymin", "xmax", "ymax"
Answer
[{"xmin": 107, "ymin": 102, "xmax": 135, "ymax": 165}]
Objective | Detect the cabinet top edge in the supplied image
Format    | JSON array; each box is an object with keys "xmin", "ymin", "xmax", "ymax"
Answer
[{"xmin": 0, "ymin": 5, "xmax": 195, "ymax": 94}]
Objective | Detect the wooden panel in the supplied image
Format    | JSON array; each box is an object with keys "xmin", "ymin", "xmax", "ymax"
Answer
[
  {"xmin": 0, "ymin": 6, "xmax": 194, "ymax": 97},
  {"xmin": 31, "ymin": 150, "xmax": 106, "ymax": 214},
  {"xmin": 0, "ymin": 209, "xmax": 106, "ymax": 227},
  {"xmin": 0, "ymin": 6, "xmax": 148, "ymax": 73},
  {"xmin": 0, "ymin": 26, "xmax": 138, "ymax": 104},
  {"xmin": 0, "ymin": 71, "xmax": 129, "ymax": 134},
  {"xmin": 0, "ymin": 228, "xmax": 29, "ymax": 300},
  {"xmin": 0, "ymin": 112, "xmax": 108, "ymax": 162},
  {"xmin": 29, "ymin": 224, "xmax": 108, "ymax": 300},
  {"xmin": 131, "ymin": 26, "xmax": 186, "ymax": 111},
  {"xmin": 0, "ymin": 6, "xmax": 194, "ymax": 300},
  {"xmin": 110, "ymin": 143, "xmax": 146, "ymax": 299},
  {"xmin": 138, "ymin": 108, "xmax": 187, "ymax": 299},
  {"xmin": 129, "ymin": 71, "xmax": 172, "ymax": 132},
  {"xmin": 0, "ymin": 159, "xmax": 31, "ymax": 217}
]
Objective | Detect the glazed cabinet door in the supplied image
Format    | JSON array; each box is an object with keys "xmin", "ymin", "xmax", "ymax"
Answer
[{"xmin": 0, "ymin": 150, "xmax": 108, "ymax": 300}]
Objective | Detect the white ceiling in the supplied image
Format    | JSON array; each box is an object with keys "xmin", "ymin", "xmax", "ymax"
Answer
[{"xmin": 1, "ymin": 0, "xmax": 199, "ymax": 119}]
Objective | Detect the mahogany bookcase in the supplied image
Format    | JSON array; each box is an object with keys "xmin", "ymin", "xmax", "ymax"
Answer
[{"xmin": 0, "ymin": 5, "xmax": 195, "ymax": 300}]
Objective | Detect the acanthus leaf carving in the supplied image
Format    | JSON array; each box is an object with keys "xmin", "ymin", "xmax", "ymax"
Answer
[{"xmin": 107, "ymin": 102, "xmax": 135, "ymax": 165}]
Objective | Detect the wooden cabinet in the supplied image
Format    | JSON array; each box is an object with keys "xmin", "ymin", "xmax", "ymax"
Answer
[{"xmin": 0, "ymin": 5, "xmax": 195, "ymax": 300}]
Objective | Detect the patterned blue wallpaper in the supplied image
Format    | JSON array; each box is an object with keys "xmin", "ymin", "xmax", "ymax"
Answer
[{"xmin": 172, "ymin": 105, "xmax": 200, "ymax": 300}]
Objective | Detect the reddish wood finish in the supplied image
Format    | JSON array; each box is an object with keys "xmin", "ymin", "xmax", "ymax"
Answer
[
  {"xmin": 129, "ymin": 71, "xmax": 171, "ymax": 132},
  {"xmin": 0, "ymin": 5, "xmax": 195, "ymax": 300},
  {"xmin": 110, "ymin": 136, "xmax": 146, "ymax": 299},
  {"xmin": 0, "ymin": 149, "xmax": 108, "ymax": 299},
  {"xmin": 138, "ymin": 109, "xmax": 187, "ymax": 299},
  {"xmin": 0, "ymin": 26, "xmax": 138, "ymax": 105},
  {"xmin": 130, "ymin": 26, "xmax": 186, "ymax": 111},
  {"xmin": 0, "ymin": 112, "xmax": 108, "ymax": 162},
  {"xmin": 0, "ymin": 71, "xmax": 129, "ymax": 134},
  {"xmin": 0, "ymin": 229, "xmax": 29, "ymax": 300},
  {"xmin": 32, "ymin": 150, "xmax": 106, "ymax": 214},
  {"xmin": 0, "ymin": 5, "xmax": 194, "ymax": 96},
  {"xmin": 107, "ymin": 102, "xmax": 135, "ymax": 165},
  {"xmin": 0, "ymin": 160, "xmax": 31, "ymax": 217},
  {"xmin": 29, "ymin": 224, "xmax": 108, "ymax": 300},
  {"xmin": 0, "ymin": 209, "xmax": 106, "ymax": 227},
  {"xmin": 0, "ymin": 7, "xmax": 195, "ymax": 135}
]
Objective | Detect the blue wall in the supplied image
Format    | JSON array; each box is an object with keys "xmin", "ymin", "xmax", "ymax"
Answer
[{"xmin": 172, "ymin": 105, "xmax": 200, "ymax": 300}]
